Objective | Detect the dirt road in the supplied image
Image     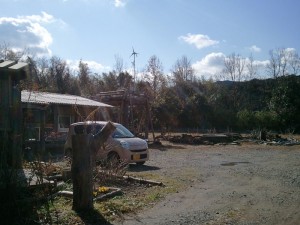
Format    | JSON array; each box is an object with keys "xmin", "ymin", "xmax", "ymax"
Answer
[{"xmin": 118, "ymin": 142, "xmax": 300, "ymax": 225}]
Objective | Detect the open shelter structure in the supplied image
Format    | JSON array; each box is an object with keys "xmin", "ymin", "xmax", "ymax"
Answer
[{"xmin": 93, "ymin": 88, "xmax": 154, "ymax": 140}]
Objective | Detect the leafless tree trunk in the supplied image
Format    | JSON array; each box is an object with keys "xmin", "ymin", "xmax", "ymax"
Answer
[
  {"xmin": 172, "ymin": 55, "xmax": 195, "ymax": 83},
  {"xmin": 114, "ymin": 54, "xmax": 124, "ymax": 75},
  {"xmin": 221, "ymin": 53, "xmax": 246, "ymax": 110},
  {"xmin": 246, "ymin": 54, "xmax": 259, "ymax": 80},
  {"xmin": 145, "ymin": 55, "xmax": 166, "ymax": 99},
  {"xmin": 280, "ymin": 49, "xmax": 289, "ymax": 76},
  {"xmin": 287, "ymin": 50, "xmax": 300, "ymax": 75},
  {"xmin": 78, "ymin": 60, "xmax": 92, "ymax": 96},
  {"xmin": 223, "ymin": 53, "xmax": 246, "ymax": 82},
  {"xmin": 266, "ymin": 48, "xmax": 291, "ymax": 78},
  {"xmin": 267, "ymin": 49, "xmax": 280, "ymax": 78}
]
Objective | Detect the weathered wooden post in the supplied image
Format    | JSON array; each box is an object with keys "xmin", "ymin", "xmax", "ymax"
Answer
[
  {"xmin": 71, "ymin": 121, "xmax": 116, "ymax": 211},
  {"xmin": 72, "ymin": 134, "xmax": 93, "ymax": 211}
]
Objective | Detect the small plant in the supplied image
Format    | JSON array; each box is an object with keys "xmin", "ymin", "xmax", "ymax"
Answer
[
  {"xmin": 93, "ymin": 186, "xmax": 110, "ymax": 197},
  {"xmin": 93, "ymin": 159, "xmax": 128, "ymax": 186}
]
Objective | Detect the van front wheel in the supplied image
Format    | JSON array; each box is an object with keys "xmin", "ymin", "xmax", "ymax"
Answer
[
  {"xmin": 136, "ymin": 161, "xmax": 145, "ymax": 166},
  {"xmin": 107, "ymin": 152, "xmax": 120, "ymax": 165}
]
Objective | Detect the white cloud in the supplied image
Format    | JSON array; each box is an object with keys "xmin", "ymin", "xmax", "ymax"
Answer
[
  {"xmin": 18, "ymin": 11, "xmax": 55, "ymax": 24},
  {"xmin": 248, "ymin": 45, "xmax": 261, "ymax": 52},
  {"xmin": 179, "ymin": 33, "xmax": 219, "ymax": 49},
  {"xmin": 192, "ymin": 52, "xmax": 225, "ymax": 79},
  {"xmin": 86, "ymin": 60, "xmax": 111, "ymax": 73},
  {"xmin": 285, "ymin": 47, "xmax": 296, "ymax": 54},
  {"xmin": 193, "ymin": 52, "xmax": 271, "ymax": 80},
  {"xmin": 67, "ymin": 59, "xmax": 110, "ymax": 74},
  {"xmin": 114, "ymin": 0, "xmax": 126, "ymax": 7},
  {"xmin": 251, "ymin": 59, "xmax": 269, "ymax": 68},
  {"xmin": 0, "ymin": 12, "xmax": 66, "ymax": 57}
]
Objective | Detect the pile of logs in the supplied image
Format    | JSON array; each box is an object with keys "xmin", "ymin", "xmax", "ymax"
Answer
[
  {"xmin": 158, "ymin": 133, "xmax": 242, "ymax": 145},
  {"xmin": 156, "ymin": 132, "xmax": 299, "ymax": 146}
]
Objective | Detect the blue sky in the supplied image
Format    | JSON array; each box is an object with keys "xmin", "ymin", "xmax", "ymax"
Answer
[{"xmin": 0, "ymin": 0, "xmax": 299, "ymax": 79}]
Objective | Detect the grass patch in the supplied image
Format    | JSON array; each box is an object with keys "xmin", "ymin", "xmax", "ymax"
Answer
[{"xmin": 29, "ymin": 173, "xmax": 183, "ymax": 224}]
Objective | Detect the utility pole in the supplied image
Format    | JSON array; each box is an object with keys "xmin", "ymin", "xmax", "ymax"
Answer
[{"xmin": 129, "ymin": 47, "xmax": 138, "ymax": 131}]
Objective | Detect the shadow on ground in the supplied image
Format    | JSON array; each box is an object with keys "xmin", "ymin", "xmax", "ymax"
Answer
[
  {"xmin": 148, "ymin": 142, "xmax": 186, "ymax": 151},
  {"xmin": 76, "ymin": 209, "xmax": 113, "ymax": 225},
  {"xmin": 128, "ymin": 164, "xmax": 160, "ymax": 172}
]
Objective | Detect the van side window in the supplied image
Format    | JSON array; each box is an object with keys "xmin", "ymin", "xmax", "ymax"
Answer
[
  {"xmin": 94, "ymin": 125, "xmax": 103, "ymax": 134},
  {"xmin": 73, "ymin": 124, "xmax": 104, "ymax": 135},
  {"xmin": 86, "ymin": 125, "xmax": 93, "ymax": 134},
  {"xmin": 74, "ymin": 125, "xmax": 85, "ymax": 134}
]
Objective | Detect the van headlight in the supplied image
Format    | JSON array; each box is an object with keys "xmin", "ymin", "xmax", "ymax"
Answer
[{"xmin": 120, "ymin": 141, "xmax": 130, "ymax": 150}]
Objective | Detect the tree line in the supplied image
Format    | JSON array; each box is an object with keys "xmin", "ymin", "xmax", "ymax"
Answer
[{"xmin": 1, "ymin": 43, "xmax": 300, "ymax": 133}]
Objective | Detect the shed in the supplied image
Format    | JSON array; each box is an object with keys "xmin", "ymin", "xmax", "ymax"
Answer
[{"xmin": 21, "ymin": 90, "xmax": 113, "ymax": 159}]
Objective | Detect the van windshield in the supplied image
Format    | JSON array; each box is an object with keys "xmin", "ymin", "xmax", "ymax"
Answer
[{"xmin": 112, "ymin": 124, "xmax": 135, "ymax": 138}]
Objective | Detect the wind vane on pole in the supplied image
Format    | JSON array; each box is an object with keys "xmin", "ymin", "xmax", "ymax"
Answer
[{"xmin": 130, "ymin": 47, "xmax": 138, "ymax": 85}]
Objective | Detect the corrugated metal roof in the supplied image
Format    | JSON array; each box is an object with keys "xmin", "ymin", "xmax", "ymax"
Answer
[
  {"xmin": 0, "ymin": 60, "xmax": 16, "ymax": 68},
  {"xmin": 0, "ymin": 60, "xmax": 28, "ymax": 79},
  {"xmin": 22, "ymin": 90, "xmax": 113, "ymax": 107},
  {"xmin": 0, "ymin": 60, "xmax": 28, "ymax": 70}
]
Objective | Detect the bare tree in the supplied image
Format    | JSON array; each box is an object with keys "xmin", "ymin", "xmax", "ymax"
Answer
[
  {"xmin": 280, "ymin": 49, "xmax": 289, "ymax": 76},
  {"xmin": 267, "ymin": 49, "xmax": 280, "ymax": 78},
  {"xmin": 22, "ymin": 56, "xmax": 41, "ymax": 90},
  {"xmin": 49, "ymin": 56, "xmax": 69, "ymax": 93},
  {"xmin": 36, "ymin": 57, "xmax": 50, "ymax": 87},
  {"xmin": 172, "ymin": 55, "xmax": 194, "ymax": 83},
  {"xmin": 117, "ymin": 71, "xmax": 132, "ymax": 89},
  {"xmin": 113, "ymin": 54, "xmax": 124, "ymax": 75},
  {"xmin": 287, "ymin": 50, "xmax": 300, "ymax": 75},
  {"xmin": 0, "ymin": 42, "xmax": 13, "ymax": 60},
  {"xmin": 223, "ymin": 53, "xmax": 246, "ymax": 82},
  {"xmin": 219, "ymin": 53, "xmax": 246, "ymax": 110},
  {"xmin": 266, "ymin": 48, "xmax": 290, "ymax": 78},
  {"xmin": 144, "ymin": 55, "xmax": 166, "ymax": 99},
  {"xmin": 0, "ymin": 42, "xmax": 27, "ymax": 61},
  {"xmin": 246, "ymin": 54, "xmax": 259, "ymax": 80}
]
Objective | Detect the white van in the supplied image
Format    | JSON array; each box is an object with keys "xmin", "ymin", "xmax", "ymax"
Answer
[{"xmin": 64, "ymin": 121, "xmax": 149, "ymax": 165}]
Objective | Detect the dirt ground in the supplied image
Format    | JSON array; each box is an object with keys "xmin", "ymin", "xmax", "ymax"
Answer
[{"xmin": 116, "ymin": 141, "xmax": 300, "ymax": 225}]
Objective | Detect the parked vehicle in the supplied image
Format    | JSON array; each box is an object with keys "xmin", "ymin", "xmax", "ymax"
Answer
[{"xmin": 64, "ymin": 121, "xmax": 149, "ymax": 165}]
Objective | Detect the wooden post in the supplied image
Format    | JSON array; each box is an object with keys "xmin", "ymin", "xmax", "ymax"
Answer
[
  {"xmin": 71, "ymin": 134, "xmax": 93, "ymax": 211},
  {"xmin": 71, "ymin": 121, "xmax": 116, "ymax": 211}
]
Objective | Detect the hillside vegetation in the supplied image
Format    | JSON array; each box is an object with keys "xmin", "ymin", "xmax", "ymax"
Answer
[{"xmin": 2, "ymin": 45, "xmax": 300, "ymax": 133}]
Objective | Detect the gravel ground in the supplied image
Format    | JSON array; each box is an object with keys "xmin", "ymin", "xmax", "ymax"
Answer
[{"xmin": 116, "ymin": 141, "xmax": 300, "ymax": 225}]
